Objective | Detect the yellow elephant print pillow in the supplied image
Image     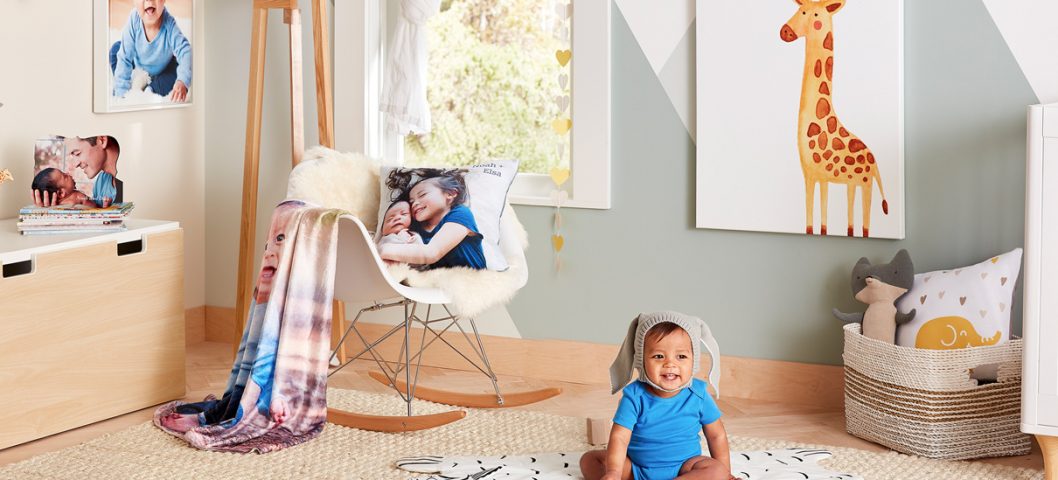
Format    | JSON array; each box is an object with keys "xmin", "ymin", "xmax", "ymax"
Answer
[{"xmin": 895, "ymin": 249, "xmax": 1022, "ymax": 350}]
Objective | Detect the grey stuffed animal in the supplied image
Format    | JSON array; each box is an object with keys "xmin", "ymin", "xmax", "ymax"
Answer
[{"xmin": 833, "ymin": 249, "xmax": 917, "ymax": 344}]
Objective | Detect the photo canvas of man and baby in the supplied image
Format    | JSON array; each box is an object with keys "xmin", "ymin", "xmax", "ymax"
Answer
[
  {"xmin": 374, "ymin": 162, "xmax": 518, "ymax": 272},
  {"xmin": 95, "ymin": 0, "xmax": 193, "ymax": 112},
  {"xmin": 32, "ymin": 136, "xmax": 124, "ymax": 209}
]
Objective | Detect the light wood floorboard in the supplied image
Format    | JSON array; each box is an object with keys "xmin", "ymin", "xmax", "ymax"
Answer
[{"xmin": 0, "ymin": 341, "xmax": 1044, "ymax": 472}]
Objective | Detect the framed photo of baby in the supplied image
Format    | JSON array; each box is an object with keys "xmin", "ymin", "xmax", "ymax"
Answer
[{"xmin": 93, "ymin": 0, "xmax": 193, "ymax": 113}]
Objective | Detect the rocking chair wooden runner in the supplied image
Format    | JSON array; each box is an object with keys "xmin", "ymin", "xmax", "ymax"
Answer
[{"xmin": 237, "ymin": 1, "xmax": 558, "ymax": 433}]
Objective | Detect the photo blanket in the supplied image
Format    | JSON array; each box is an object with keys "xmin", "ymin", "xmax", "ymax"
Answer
[{"xmin": 154, "ymin": 201, "xmax": 341, "ymax": 453}]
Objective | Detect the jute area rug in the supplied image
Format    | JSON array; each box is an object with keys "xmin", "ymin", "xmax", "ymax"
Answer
[{"xmin": 0, "ymin": 388, "xmax": 1044, "ymax": 480}]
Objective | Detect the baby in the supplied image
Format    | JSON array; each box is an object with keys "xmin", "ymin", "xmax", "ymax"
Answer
[
  {"xmin": 377, "ymin": 200, "xmax": 423, "ymax": 247},
  {"xmin": 31, "ymin": 168, "xmax": 100, "ymax": 207},
  {"xmin": 111, "ymin": 0, "xmax": 192, "ymax": 101},
  {"xmin": 581, "ymin": 312, "xmax": 732, "ymax": 480}
]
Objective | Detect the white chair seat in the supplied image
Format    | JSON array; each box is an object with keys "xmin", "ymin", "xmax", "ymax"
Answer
[{"xmin": 333, "ymin": 213, "xmax": 454, "ymax": 306}]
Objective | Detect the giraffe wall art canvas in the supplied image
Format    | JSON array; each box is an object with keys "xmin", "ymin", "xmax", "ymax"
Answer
[{"xmin": 695, "ymin": 0, "xmax": 904, "ymax": 239}]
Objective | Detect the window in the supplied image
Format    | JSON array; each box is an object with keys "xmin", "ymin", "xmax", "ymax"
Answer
[{"xmin": 335, "ymin": 0, "xmax": 610, "ymax": 209}]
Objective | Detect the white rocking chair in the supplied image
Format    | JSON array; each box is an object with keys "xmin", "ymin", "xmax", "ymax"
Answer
[{"xmin": 286, "ymin": 147, "xmax": 560, "ymax": 432}]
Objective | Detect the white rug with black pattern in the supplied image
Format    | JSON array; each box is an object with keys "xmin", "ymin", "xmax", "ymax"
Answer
[{"xmin": 397, "ymin": 448, "xmax": 859, "ymax": 479}]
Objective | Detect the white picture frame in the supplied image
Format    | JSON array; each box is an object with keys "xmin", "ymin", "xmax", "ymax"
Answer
[
  {"xmin": 695, "ymin": 0, "xmax": 904, "ymax": 239},
  {"xmin": 93, "ymin": 0, "xmax": 194, "ymax": 113}
]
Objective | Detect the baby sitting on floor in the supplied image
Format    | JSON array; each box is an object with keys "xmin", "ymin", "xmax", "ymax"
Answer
[{"xmin": 580, "ymin": 311, "xmax": 733, "ymax": 480}]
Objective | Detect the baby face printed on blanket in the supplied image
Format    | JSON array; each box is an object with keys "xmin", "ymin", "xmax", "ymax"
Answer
[{"xmin": 255, "ymin": 200, "xmax": 304, "ymax": 304}]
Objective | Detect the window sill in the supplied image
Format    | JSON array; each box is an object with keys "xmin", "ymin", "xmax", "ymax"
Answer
[{"xmin": 508, "ymin": 173, "xmax": 609, "ymax": 209}]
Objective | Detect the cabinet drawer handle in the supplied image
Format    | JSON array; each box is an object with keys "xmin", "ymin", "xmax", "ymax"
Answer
[
  {"xmin": 117, "ymin": 239, "xmax": 143, "ymax": 256},
  {"xmin": 2, "ymin": 260, "xmax": 32, "ymax": 278}
]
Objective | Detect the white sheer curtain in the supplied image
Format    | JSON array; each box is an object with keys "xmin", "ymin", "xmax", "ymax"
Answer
[{"xmin": 380, "ymin": 0, "xmax": 440, "ymax": 135}]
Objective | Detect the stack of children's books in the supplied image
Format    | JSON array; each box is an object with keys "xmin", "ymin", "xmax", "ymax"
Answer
[{"xmin": 17, "ymin": 203, "xmax": 134, "ymax": 235}]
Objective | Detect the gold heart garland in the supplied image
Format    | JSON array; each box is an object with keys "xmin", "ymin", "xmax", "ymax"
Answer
[{"xmin": 551, "ymin": 0, "xmax": 572, "ymax": 271}]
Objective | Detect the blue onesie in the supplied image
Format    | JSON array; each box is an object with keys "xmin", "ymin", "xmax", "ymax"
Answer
[
  {"xmin": 413, "ymin": 204, "xmax": 487, "ymax": 270},
  {"xmin": 613, "ymin": 378, "xmax": 722, "ymax": 480}
]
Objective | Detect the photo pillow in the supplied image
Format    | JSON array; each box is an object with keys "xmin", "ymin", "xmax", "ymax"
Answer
[
  {"xmin": 375, "ymin": 160, "xmax": 518, "ymax": 271},
  {"xmin": 895, "ymin": 248, "xmax": 1023, "ymax": 350}
]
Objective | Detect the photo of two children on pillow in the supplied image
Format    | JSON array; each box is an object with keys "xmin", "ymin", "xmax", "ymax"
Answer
[
  {"xmin": 376, "ymin": 167, "xmax": 486, "ymax": 271},
  {"xmin": 374, "ymin": 163, "xmax": 515, "ymax": 272}
]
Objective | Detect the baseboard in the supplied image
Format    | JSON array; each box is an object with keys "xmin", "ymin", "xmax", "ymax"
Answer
[
  {"xmin": 204, "ymin": 306, "xmax": 236, "ymax": 344},
  {"xmin": 185, "ymin": 306, "xmax": 206, "ymax": 344},
  {"xmin": 202, "ymin": 305, "xmax": 844, "ymax": 408}
]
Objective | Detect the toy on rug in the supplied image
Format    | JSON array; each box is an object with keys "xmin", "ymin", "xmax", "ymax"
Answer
[
  {"xmin": 396, "ymin": 448, "xmax": 861, "ymax": 480},
  {"xmin": 833, "ymin": 249, "xmax": 917, "ymax": 344}
]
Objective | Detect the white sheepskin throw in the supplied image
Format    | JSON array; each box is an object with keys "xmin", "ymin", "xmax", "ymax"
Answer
[
  {"xmin": 286, "ymin": 146, "xmax": 529, "ymax": 319},
  {"xmin": 287, "ymin": 146, "xmax": 381, "ymax": 231}
]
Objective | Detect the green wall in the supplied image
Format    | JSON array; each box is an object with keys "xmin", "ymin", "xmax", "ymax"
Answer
[{"xmin": 507, "ymin": 0, "xmax": 1037, "ymax": 365}]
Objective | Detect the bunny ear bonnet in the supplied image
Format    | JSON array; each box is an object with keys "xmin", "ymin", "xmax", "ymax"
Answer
[{"xmin": 608, "ymin": 311, "xmax": 721, "ymax": 398}]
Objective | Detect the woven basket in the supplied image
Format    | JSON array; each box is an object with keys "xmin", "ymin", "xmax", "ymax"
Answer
[{"xmin": 842, "ymin": 323, "xmax": 1030, "ymax": 460}]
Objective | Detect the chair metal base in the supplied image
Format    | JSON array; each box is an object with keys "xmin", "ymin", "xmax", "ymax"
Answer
[{"xmin": 328, "ymin": 300, "xmax": 507, "ymax": 416}]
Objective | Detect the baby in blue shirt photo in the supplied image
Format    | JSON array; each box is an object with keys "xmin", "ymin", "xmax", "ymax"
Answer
[
  {"xmin": 109, "ymin": 0, "xmax": 193, "ymax": 103},
  {"xmin": 581, "ymin": 312, "xmax": 733, "ymax": 480}
]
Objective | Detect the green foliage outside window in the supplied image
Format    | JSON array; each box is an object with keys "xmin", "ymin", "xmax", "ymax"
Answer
[{"xmin": 404, "ymin": 0, "xmax": 566, "ymax": 174}]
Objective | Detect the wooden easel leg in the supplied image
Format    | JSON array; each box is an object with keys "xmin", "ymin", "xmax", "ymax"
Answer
[
  {"xmin": 331, "ymin": 300, "xmax": 347, "ymax": 364},
  {"xmin": 234, "ymin": 6, "xmax": 270, "ymax": 354},
  {"xmin": 1040, "ymin": 434, "xmax": 1058, "ymax": 480},
  {"xmin": 285, "ymin": 9, "xmax": 304, "ymax": 166},
  {"xmin": 312, "ymin": 0, "xmax": 334, "ymax": 147}
]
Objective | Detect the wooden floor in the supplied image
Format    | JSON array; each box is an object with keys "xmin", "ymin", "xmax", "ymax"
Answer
[{"xmin": 0, "ymin": 341, "xmax": 1045, "ymax": 472}]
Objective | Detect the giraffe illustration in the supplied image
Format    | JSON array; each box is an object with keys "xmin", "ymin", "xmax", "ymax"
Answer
[{"xmin": 780, "ymin": 0, "xmax": 888, "ymax": 237}]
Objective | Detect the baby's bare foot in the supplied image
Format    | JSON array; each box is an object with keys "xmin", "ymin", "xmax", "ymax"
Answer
[{"xmin": 160, "ymin": 412, "xmax": 200, "ymax": 433}]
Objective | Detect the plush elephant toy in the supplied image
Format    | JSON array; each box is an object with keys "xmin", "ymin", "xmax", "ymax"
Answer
[{"xmin": 833, "ymin": 249, "xmax": 917, "ymax": 344}]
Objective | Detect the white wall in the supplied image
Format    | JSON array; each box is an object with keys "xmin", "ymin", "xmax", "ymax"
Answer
[{"xmin": 0, "ymin": 0, "xmax": 206, "ymax": 308}]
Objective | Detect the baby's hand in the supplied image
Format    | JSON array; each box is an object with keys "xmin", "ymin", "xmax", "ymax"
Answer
[
  {"xmin": 169, "ymin": 80, "xmax": 188, "ymax": 103},
  {"xmin": 270, "ymin": 397, "xmax": 289, "ymax": 425},
  {"xmin": 32, "ymin": 189, "xmax": 59, "ymax": 207},
  {"xmin": 404, "ymin": 231, "xmax": 421, "ymax": 244}
]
